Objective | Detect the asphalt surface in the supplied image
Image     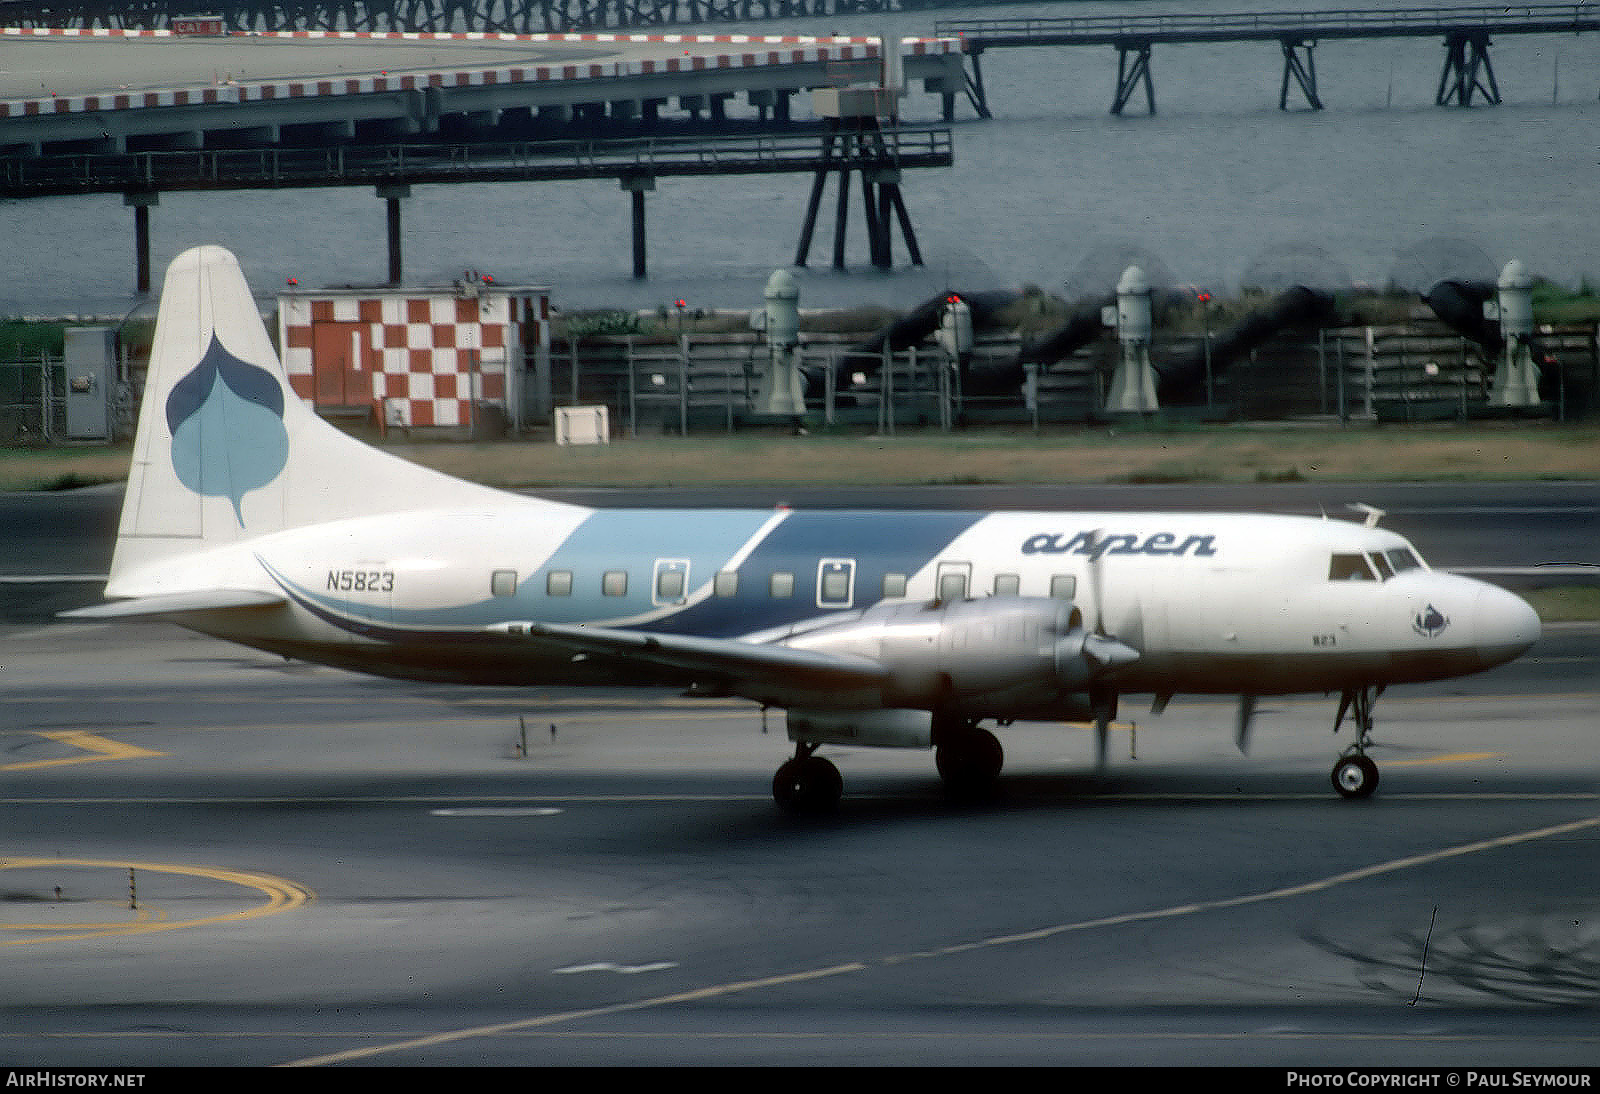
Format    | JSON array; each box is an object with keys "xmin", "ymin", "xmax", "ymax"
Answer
[
  {"xmin": 1, "ymin": 480, "xmax": 1597, "ymax": 1067},
  {"xmin": 1, "ymin": 620, "xmax": 1596, "ymax": 1067}
]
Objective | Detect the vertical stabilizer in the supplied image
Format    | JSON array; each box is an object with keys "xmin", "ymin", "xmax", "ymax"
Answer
[{"xmin": 107, "ymin": 246, "xmax": 517, "ymax": 596}]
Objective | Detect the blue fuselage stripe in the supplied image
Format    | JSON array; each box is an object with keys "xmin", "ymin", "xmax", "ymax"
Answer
[{"xmin": 651, "ymin": 509, "xmax": 984, "ymax": 636}]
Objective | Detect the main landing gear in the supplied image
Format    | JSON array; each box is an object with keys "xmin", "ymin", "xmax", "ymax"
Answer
[
  {"xmin": 773, "ymin": 742, "xmax": 843, "ymax": 815},
  {"xmin": 934, "ymin": 719, "xmax": 1004, "ymax": 799},
  {"xmin": 1331, "ymin": 685, "xmax": 1383, "ymax": 799},
  {"xmin": 772, "ymin": 718, "xmax": 1007, "ymax": 814}
]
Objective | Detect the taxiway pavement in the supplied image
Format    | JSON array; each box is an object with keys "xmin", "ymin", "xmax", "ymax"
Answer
[{"xmin": 2, "ymin": 616, "xmax": 1596, "ymax": 1067}]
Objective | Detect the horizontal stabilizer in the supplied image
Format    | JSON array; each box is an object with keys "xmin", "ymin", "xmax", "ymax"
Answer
[{"xmin": 60, "ymin": 588, "xmax": 286, "ymax": 621}]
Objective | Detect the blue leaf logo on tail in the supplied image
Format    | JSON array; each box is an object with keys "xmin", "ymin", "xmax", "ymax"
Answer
[{"xmin": 166, "ymin": 335, "xmax": 289, "ymax": 526}]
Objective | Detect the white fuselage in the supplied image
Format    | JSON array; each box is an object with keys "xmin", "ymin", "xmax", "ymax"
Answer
[{"xmin": 158, "ymin": 503, "xmax": 1537, "ymax": 698}]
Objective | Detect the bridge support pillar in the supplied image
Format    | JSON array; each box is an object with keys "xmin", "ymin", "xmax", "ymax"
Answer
[
  {"xmin": 960, "ymin": 48, "xmax": 993, "ymax": 120},
  {"xmin": 794, "ymin": 118, "xmax": 924, "ymax": 272},
  {"xmin": 1112, "ymin": 39, "xmax": 1155, "ymax": 115},
  {"xmin": 621, "ymin": 173, "xmax": 655, "ymax": 279},
  {"xmin": 1279, "ymin": 38, "xmax": 1324, "ymax": 110},
  {"xmin": 377, "ymin": 183, "xmax": 410, "ymax": 285},
  {"xmin": 123, "ymin": 190, "xmax": 159, "ymax": 295},
  {"xmin": 1437, "ymin": 31, "xmax": 1501, "ymax": 106}
]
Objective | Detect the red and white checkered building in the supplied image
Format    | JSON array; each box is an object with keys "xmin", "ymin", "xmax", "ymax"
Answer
[{"xmin": 278, "ymin": 283, "xmax": 551, "ymax": 431}]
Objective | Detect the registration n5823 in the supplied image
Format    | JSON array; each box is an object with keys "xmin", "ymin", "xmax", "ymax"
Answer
[{"xmin": 327, "ymin": 569, "xmax": 395, "ymax": 593}]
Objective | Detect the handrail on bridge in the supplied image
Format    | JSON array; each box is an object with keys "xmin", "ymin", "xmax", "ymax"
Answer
[
  {"xmin": 936, "ymin": 4, "xmax": 1600, "ymax": 43},
  {"xmin": 0, "ymin": 126, "xmax": 955, "ymax": 196}
]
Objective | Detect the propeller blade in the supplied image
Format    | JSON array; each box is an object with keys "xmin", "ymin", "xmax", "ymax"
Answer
[
  {"xmin": 1235, "ymin": 694, "xmax": 1257, "ymax": 754},
  {"xmin": 1091, "ymin": 688, "xmax": 1117, "ymax": 773},
  {"xmin": 1086, "ymin": 528, "xmax": 1105, "ymax": 634}
]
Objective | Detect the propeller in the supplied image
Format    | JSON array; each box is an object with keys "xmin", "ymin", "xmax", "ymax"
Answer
[
  {"xmin": 1094, "ymin": 696, "xmax": 1113, "ymax": 773},
  {"xmin": 1235, "ymin": 694, "xmax": 1257, "ymax": 754},
  {"xmin": 1084, "ymin": 528, "xmax": 1107, "ymax": 638},
  {"xmin": 1080, "ymin": 529, "xmax": 1140, "ymax": 772}
]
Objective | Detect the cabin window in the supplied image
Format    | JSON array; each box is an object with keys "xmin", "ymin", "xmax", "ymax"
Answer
[
  {"xmin": 656, "ymin": 569, "xmax": 686, "ymax": 602},
  {"xmin": 546, "ymin": 570, "xmax": 573, "ymax": 597},
  {"xmin": 1329, "ymin": 554, "xmax": 1375, "ymax": 581},
  {"xmin": 1385, "ymin": 547, "xmax": 1422, "ymax": 574},
  {"xmin": 993, "ymin": 573, "xmax": 1021, "ymax": 596},
  {"xmin": 882, "ymin": 573, "xmax": 908, "ymax": 598},
  {"xmin": 714, "ymin": 571, "xmax": 739, "ymax": 598},
  {"xmin": 818, "ymin": 559, "xmax": 854, "ymax": 608},
  {"xmin": 936, "ymin": 562, "xmax": 971, "ymax": 603},
  {"xmin": 491, "ymin": 570, "xmax": 517, "ymax": 598},
  {"xmin": 602, "ymin": 570, "xmax": 629, "ymax": 597},
  {"xmin": 1050, "ymin": 574, "xmax": 1077, "ymax": 600},
  {"xmin": 770, "ymin": 572, "xmax": 795, "ymax": 599}
]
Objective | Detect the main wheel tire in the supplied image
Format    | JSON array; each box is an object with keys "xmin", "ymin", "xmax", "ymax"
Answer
[
  {"xmin": 773, "ymin": 755, "xmax": 842, "ymax": 814},
  {"xmin": 1332, "ymin": 754, "xmax": 1379, "ymax": 799},
  {"xmin": 937, "ymin": 727, "xmax": 1004, "ymax": 798}
]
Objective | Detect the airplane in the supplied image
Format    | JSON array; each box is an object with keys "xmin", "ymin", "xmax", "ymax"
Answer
[{"xmin": 65, "ymin": 245, "xmax": 1542, "ymax": 813}]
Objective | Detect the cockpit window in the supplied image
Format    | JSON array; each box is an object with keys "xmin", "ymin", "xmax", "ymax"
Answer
[
  {"xmin": 1385, "ymin": 547, "xmax": 1422, "ymax": 574},
  {"xmin": 1368, "ymin": 552, "xmax": 1394, "ymax": 580},
  {"xmin": 1329, "ymin": 553, "xmax": 1375, "ymax": 581}
]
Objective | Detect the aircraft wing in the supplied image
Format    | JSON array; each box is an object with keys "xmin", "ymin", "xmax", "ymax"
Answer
[
  {"xmin": 490, "ymin": 620, "xmax": 889, "ymax": 697},
  {"xmin": 61, "ymin": 589, "xmax": 287, "ymax": 620}
]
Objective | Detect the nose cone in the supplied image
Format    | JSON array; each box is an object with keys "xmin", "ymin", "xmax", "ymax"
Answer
[
  {"xmin": 1474, "ymin": 583, "xmax": 1541, "ymax": 669},
  {"xmin": 1083, "ymin": 632, "xmax": 1142, "ymax": 671}
]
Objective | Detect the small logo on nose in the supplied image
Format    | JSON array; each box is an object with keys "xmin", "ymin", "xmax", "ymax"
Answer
[{"xmin": 1412, "ymin": 603, "xmax": 1450, "ymax": 638}]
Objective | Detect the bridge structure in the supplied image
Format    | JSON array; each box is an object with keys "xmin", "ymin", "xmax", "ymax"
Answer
[
  {"xmin": 933, "ymin": 4, "xmax": 1600, "ymax": 117},
  {"xmin": 0, "ymin": 26, "xmax": 960, "ymax": 288},
  {"xmin": 0, "ymin": 125, "xmax": 951, "ymax": 283},
  {"xmin": 3, "ymin": 0, "xmax": 938, "ymax": 32}
]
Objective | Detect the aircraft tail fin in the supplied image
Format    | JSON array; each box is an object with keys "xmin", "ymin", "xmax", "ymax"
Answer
[{"xmin": 105, "ymin": 245, "xmax": 508, "ymax": 600}]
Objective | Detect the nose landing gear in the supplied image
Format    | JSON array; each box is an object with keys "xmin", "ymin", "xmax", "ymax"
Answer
[
  {"xmin": 1331, "ymin": 685, "xmax": 1383, "ymax": 799},
  {"xmin": 1332, "ymin": 751, "xmax": 1380, "ymax": 799}
]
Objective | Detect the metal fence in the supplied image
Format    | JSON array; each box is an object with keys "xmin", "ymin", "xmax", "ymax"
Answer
[
  {"xmin": 1, "ymin": 353, "xmax": 139, "ymax": 444},
  {"xmin": 4, "ymin": 318, "xmax": 1593, "ymax": 447},
  {"xmin": 547, "ymin": 320, "xmax": 1598, "ymax": 437},
  {"xmin": 0, "ymin": 357, "xmax": 67, "ymax": 444}
]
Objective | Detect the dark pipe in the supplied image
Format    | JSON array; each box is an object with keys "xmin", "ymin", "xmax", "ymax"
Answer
[
  {"xmin": 805, "ymin": 289, "xmax": 1022, "ymax": 398},
  {"xmin": 1424, "ymin": 279, "xmax": 1502, "ymax": 354},
  {"xmin": 1156, "ymin": 285, "xmax": 1336, "ymax": 402},
  {"xmin": 1015, "ymin": 304, "xmax": 1106, "ymax": 368}
]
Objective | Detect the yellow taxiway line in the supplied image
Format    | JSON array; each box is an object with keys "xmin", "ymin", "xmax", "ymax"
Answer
[
  {"xmin": 2, "ymin": 731, "xmax": 165, "ymax": 772},
  {"xmin": 0, "ymin": 858, "xmax": 313, "ymax": 945}
]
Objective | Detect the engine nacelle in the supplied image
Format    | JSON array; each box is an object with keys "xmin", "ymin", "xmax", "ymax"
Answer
[
  {"xmin": 787, "ymin": 707, "xmax": 932, "ymax": 749},
  {"xmin": 785, "ymin": 596, "xmax": 1135, "ymax": 720}
]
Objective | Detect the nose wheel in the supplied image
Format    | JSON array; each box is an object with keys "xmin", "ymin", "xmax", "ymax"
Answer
[
  {"xmin": 1330, "ymin": 685, "xmax": 1382, "ymax": 799},
  {"xmin": 1332, "ymin": 751, "xmax": 1380, "ymax": 799}
]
